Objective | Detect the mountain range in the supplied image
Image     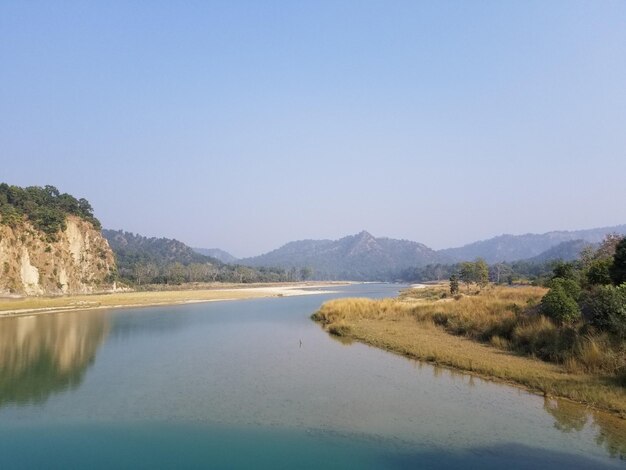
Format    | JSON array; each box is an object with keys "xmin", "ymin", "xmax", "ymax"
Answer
[
  {"xmin": 236, "ymin": 224, "xmax": 626, "ymax": 280},
  {"xmin": 440, "ymin": 225, "xmax": 626, "ymax": 263},
  {"xmin": 107, "ymin": 224, "xmax": 626, "ymax": 282}
]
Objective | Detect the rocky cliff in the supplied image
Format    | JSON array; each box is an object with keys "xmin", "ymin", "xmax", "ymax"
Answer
[{"xmin": 0, "ymin": 215, "xmax": 115, "ymax": 295}]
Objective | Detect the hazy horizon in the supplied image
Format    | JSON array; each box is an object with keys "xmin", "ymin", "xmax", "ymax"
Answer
[{"xmin": 2, "ymin": 1, "xmax": 625, "ymax": 257}]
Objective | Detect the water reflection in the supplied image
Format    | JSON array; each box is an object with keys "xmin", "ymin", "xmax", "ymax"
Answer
[
  {"xmin": 544, "ymin": 398, "xmax": 626, "ymax": 460},
  {"xmin": 0, "ymin": 311, "xmax": 109, "ymax": 407}
]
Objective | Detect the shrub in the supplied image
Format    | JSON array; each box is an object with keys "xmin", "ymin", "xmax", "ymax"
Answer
[
  {"xmin": 547, "ymin": 277, "xmax": 581, "ymax": 300},
  {"xmin": 541, "ymin": 285, "xmax": 581, "ymax": 324},
  {"xmin": 585, "ymin": 284, "xmax": 626, "ymax": 338},
  {"xmin": 552, "ymin": 261, "xmax": 578, "ymax": 281},
  {"xmin": 586, "ymin": 258, "xmax": 613, "ymax": 286}
]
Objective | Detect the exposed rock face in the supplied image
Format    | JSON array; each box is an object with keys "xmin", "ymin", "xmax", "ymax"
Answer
[{"xmin": 0, "ymin": 216, "xmax": 115, "ymax": 295}]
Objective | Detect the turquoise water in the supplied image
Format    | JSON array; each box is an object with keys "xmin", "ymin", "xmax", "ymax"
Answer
[{"xmin": 0, "ymin": 284, "xmax": 624, "ymax": 469}]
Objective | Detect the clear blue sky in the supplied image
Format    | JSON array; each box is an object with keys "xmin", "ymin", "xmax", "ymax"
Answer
[{"xmin": 2, "ymin": 1, "xmax": 625, "ymax": 257}]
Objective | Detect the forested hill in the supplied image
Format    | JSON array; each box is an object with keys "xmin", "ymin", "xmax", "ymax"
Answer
[
  {"xmin": 103, "ymin": 230, "xmax": 220, "ymax": 267},
  {"xmin": 240, "ymin": 231, "xmax": 448, "ymax": 281},
  {"xmin": 102, "ymin": 229, "xmax": 289, "ymax": 284},
  {"xmin": 439, "ymin": 225, "xmax": 626, "ymax": 263}
]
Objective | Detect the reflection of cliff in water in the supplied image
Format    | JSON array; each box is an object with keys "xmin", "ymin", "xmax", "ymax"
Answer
[
  {"xmin": 0, "ymin": 311, "xmax": 109, "ymax": 407},
  {"xmin": 544, "ymin": 398, "xmax": 626, "ymax": 460}
]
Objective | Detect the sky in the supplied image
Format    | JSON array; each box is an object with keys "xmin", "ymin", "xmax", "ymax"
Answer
[{"xmin": 1, "ymin": 1, "xmax": 625, "ymax": 257}]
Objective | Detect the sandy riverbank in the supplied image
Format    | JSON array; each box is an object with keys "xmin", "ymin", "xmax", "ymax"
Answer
[{"xmin": 0, "ymin": 282, "xmax": 347, "ymax": 317}]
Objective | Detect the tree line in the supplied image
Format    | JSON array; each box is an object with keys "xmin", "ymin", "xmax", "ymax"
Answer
[{"xmin": 117, "ymin": 262, "xmax": 314, "ymax": 286}]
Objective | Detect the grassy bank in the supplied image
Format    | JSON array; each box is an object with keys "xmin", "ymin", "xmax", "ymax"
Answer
[
  {"xmin": 312, "ymin": 285, "xmax": 626, "ymax": 417},
  {"xmin": 0, "ymin": 282, "xmax": 342, "ymax": 317}
]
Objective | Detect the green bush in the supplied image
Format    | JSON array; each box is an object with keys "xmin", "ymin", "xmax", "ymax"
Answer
[
  {"xmin": 585, "ymin": 284, "xmax": 626, "ymax": 338},
  {"xmin": 541, "ymin": 285, "xmax": 581, "ymax": 324},
  {"xmin": 586, "ymin": 258, "xmax": 613, "ymax": 286},
  {"xmin": 547, "ymin": 277, "xmax": 581, "ymax": 301}
]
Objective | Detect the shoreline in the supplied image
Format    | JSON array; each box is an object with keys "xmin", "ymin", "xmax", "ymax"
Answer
[
  {"xmin": 312, "ymin": 289, "xmax": 626, "ymax": 419},
  {"xmin": 0, "ymin": 282, "xmax": 348, "ymax": 318},
  {"xmin": 317, "ymin": 317, "xmax": 626, "ymax": 419}
]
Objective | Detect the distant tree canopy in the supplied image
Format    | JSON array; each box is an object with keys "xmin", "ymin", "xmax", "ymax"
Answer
[{"xmin": 0, "ymin": 183, "xmax": 101, "ymax": 238}]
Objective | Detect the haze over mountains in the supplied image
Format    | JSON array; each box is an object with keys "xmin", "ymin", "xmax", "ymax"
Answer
[
  {"xmin": 236, "ymin": 224, "xmax": 626, "ymax": 280},
  {"xmin": 106, "ymin": 224, "xmax": 626, "ymax": 282},
  {"xmin": 440, "ymin": 225, "xmax": 626, "ymax": 263}
]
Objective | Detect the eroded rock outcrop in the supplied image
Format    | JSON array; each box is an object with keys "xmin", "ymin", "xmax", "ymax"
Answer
[{"xmin": 0, "ymin": 216, "xmax": 115, "ymax": 295}]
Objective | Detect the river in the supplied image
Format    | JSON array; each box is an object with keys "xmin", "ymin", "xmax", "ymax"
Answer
[{"xmin": 0, "ymin": 283, "xmax": 624, "ymax": 468}]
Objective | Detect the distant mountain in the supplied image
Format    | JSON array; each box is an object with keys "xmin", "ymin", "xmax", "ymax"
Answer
[
  {"xmin": 439, "ymin": 225, "xmax": 626, "ymax": 263},
  {"xmin": 525, "ymin": 239, "xmax": 594, "ymax": 264},
  {"xmin": 240, "ymin": 231, "xmax": 448, "ymax": 281},
  {"xmin": 193, "ymin": 247, "xmax": 238, "ymax": 264}
]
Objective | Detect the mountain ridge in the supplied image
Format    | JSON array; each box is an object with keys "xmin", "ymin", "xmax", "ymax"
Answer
[
  {"xmin": 241, "ymin": 230, "xmax": 447, "ymax": 280},
  {"xmin": 237, "ymin": 224, "xmax": 626, "ymax": 280},
  {"xmin": 440, "ymin": 224, "xmax": 626, "ymax": 263}
]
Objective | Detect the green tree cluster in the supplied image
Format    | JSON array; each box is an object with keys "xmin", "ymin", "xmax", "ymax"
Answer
[
  {"xmin": 539, "ymin": 235, "xmax": 626, "ymax": 334},
  {"xmin": 0, "ymin": 184, "xmax": 101, "ymax": 239},
  {"xmin": 458, "ymin": 259, "xmax": 489, "ymax": 291}
]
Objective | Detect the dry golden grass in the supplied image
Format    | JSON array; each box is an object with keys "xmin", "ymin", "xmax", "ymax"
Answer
[{"xmin": 312, "ymin": 285, "xmax": 626, "ymax": 417}]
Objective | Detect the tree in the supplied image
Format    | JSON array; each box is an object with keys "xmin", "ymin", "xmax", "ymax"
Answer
[
  {"xmin": 165, "ymin": 262, "xmax": 186, "ymax": 284},
  {"xmin": 449, "ymin": 274, "xmax": 459, "ymax": 295},
  {"xmin": 609, "ymin": 237, "xmax": 626, "ymax": 286},
  {"xmin": 552, "ymin": 261, "xmax": 577, "ymax": 281},
  {"xmin": 541, "ymin": 285, "xmax": 581, "ymax": 324},
  {"xmin": 475, "ymin": 258, "xmax": 489, "ymax": 289},
  {"xmin": 491, "ymin": 263, "xmax": 512, "ymax": 284},
  {"xmin": 133, "ymin": 263, "xmax": 151, "ymax": 285},
  {"xmin": 547, "ymin": 277, "xmax": 581, "ymax": 301},
  {"xmin": 459, "ymin": 262, "xmax": 475, "ymax": 292},
  {"xmin": 586, "ymin": 258, "xmax": 613, "ymax": 286},
  {"xmin": 300, "ymin": 267, "xmax": 313, "ymax": 281},
  {"xmin": 595, "ymin": 233, "xmax": 623, "ymax": 260}
]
